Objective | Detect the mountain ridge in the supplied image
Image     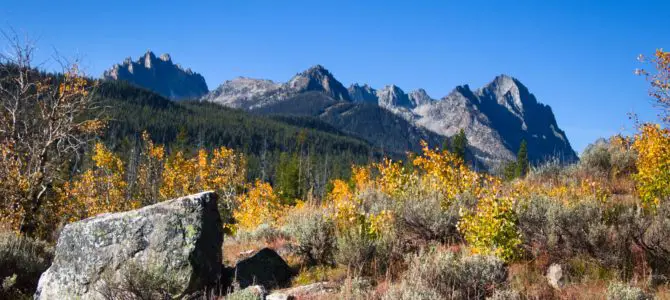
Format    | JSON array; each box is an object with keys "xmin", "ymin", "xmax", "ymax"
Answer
[
  {"xmin": 202, "ymin": 64, "xmax": 577, "ymax": 166},
  {"xmin": 102, "ymin": 54, "xmax": 577, "ymax": 168}
]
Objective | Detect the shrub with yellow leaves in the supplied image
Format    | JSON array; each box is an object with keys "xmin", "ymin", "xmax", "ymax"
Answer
[
  {"xmin": 633, "ymin": 124, "xmax": 670, "ymax": 207},
  {"xmin": 232, "ymin": 180, "xmax": 286, "ymax": 233}
]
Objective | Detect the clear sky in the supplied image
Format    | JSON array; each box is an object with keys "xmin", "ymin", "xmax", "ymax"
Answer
[{"xmin": 2, "ymin": 0, "xmax": 668, "ymax": 154}]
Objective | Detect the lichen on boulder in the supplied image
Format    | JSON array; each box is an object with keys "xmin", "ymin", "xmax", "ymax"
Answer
[{"xmin": 35, "ymin": 191, "xmax": 223, "ymax": 300}]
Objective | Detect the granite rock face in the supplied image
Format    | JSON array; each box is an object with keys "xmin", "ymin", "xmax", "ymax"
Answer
[
  {"xmin": 104, "ymin": 50, "xmax": 209, "ymax": 100},
  {"xmin": 35, "ymin": 191, "xmax": 223, "ymax": 300}
]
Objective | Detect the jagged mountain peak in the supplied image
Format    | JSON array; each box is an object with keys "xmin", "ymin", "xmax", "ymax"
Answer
[
  {"xmin": 103, "ymin": 51, "xmax": 208, "ymax": 100},
  {"xmin": 288, "ymin": 65, "xmax": 350, "ymax": 101},
  {"xmin": 377, "ymin": 84, "xmax": 412, "ymax": 108},
  {"xmin": 408, "ymin": 88, "xmax": 434, "ymax": 107},
  {"xmin": 348, "ymin": 83, "xmax": 378, "ymax": 103},
  {"xmin": 159, "ymin": 53, "xmax": 172, "ymax": 63}
]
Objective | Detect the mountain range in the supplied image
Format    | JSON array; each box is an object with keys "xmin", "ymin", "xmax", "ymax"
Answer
[{"xmin": 103, "ymin": 52, "xmax": 578, "ymax": 168}]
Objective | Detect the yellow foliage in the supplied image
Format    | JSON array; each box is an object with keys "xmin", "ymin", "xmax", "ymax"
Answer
[
  {"xmin": 233, "ymin": 180, "xmax": 286, "ymax": 232},
  {"xmin": 135, "ymin": 131, "xmax": 165, "ymax": 203},
  {"xmin": 412, "ymin": 141, "xmax": 499, "ymax": 205},
  {"xmin": 160, "ymin": 146, "xmax": 246, "ymax": 201},
  {"xmin": 0, "ymin": 141, "xmax": 29, "ymax": 231},
  {"xmin": 458, "ymin": 194, "xmax": 521, "ymax": 261},
  {"xmin": 60, "ymin": 143, "xmax": 139, "ymax": 221},
  {"xmin": 633, "ymin": 124, "xmax": 670, "ymax": 207}
]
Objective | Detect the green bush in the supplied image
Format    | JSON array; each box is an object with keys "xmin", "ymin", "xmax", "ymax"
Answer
[
  {"xmin": 488, "ymin": 289, "xmax": 522, "ymax": 300},
  {"xmin": 580, "ymin": 138, "xmax": 636, "ymax": 178},
  {"xmin": 236, "ymin": 223, "xmax": 288, "ymax": 244},
  {"xmin": 225, "ymin": 285, "xmax": 264, "ymax": 300},
  {"xmin": 335, "ymin": 227, "xmax": 399, "ymax": 275},
  {"xmin": 284, "ymin": 208, "xmax": 336, "ymax": 266},
  {"xmin": 631, "ymin": 200, "xmax": 670, "ymax": 278},
  {"xmin": 0, "ymin": 232, "xmax": 53, "ymax": 299},
  {"xmin": 97, "ymin": 262, "xmax": 182, "ymax": 300},
  {"xmin": 395, "ymin": 190, "xmax": 462, "ymax": 243},
  {"xmin": 389, "ymin": 250, "xmax": 507, "ymax": 299},
  {"xmin": 382, "ymin": 280, "xmax": 441, "ymax": 300},
  {"xmin": 516, "ymin": 197, "xmax": 635, "ymax": 273},
  {"xmin": 606, "ymin": 282, "xmax": 650, "ymax": 300}
]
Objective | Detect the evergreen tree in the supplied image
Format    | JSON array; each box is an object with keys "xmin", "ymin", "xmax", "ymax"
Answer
[
  {"xmin": 502, "ymin": 160, "xmax": 518, "ymax": 181},
  {"xmin": 515, "ymin": 140, "xmax": 529, "ymax": 177},
  {"xmin": 452, "ymin": 129, "xmax": 467, "ymax": 163},
  {"xmin": 442, "ymin": 137, "xmax": 452, "ymax": 153}
]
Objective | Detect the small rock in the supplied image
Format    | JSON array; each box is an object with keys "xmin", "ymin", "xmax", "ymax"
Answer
[
  {"xmin": 546, "ymin": 263, "xmax": 564, "ymax": 290},
  {"xmin": 233, "ymin": 248, "xmax": 293, "ymax": 289}
]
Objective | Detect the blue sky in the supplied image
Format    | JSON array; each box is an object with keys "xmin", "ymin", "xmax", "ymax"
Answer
[{"xmin": 2, "ymin": 0, "xmax": 668, "ymax": 153}]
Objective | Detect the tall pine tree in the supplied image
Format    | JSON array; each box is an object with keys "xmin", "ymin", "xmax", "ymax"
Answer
[
  {"xmin": 515, "ymin": 140, "xmax": 529, "ymax": 177},
  {"xmin": 452, "ymin": 129, "xmax": 468, "ymax": 163}
]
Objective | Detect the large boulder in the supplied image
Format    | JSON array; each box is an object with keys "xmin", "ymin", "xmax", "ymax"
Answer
[
  {"xmin": 233, "ymin": 248, "xmax": 293, "ymax": 289},
  {"xmin": 35, "ymin": 191, "xmax": 223, "ymax": 300}
]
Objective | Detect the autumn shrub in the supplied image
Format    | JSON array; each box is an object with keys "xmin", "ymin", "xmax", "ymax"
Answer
[
  {"xmin": 232, "ymin": 180, "xmax": 285, "ymax": 233},
  {"xmin": 387, "ymin": 250, "xmax": 507, "ymax": 299},
  {"xmin": 0, "ymin": 232, "xmax": 54, "ymax": 299},
  {"xmin": 459, "ymin": 193, "xmax": 522, "ymax": 261},
  {"xmin": 284, "ymin": 208, "xmax": 336, "ymax": 266},
  {"xmin": 606, "ymin": 282, "xmax": 651, "ymax": 300},
  {"xmin": 632, "ymin": 124, "xmax": 670, "ymax": 207}
]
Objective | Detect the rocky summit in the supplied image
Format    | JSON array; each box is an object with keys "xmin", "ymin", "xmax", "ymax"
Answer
[
  {"xmin": 103, "ymin": 50, "xmax": 209, "ymax": 100},
  {"xmin": 35, "ymin": 192, "xmax": 223, "ymax": 300},
  {"xmin": 203, "ymin": 65, "xmax": 577, "ymax": 168}
]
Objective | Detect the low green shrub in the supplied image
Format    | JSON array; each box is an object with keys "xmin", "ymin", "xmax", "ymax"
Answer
[
  {"xmin": 284, "ymin": 208, "xmax": 336, "ymax": 266},
  {"xmin": 387, "ymin": 250, "xmax": 507, "ymax": 299},
  {"xmin": 96, "ymin": 262, "xmax": 183, "ymax": 300},
  {"xmin": 395, "ymin": 190, "xmax": 462, "ymax": 243},
  {"xmin": 606, "ymin": 282, "xmax": 650, "ymax": 300},
  {"xmin": 0, "ymin": 232, "xmax": 53, "ymax": 299}
]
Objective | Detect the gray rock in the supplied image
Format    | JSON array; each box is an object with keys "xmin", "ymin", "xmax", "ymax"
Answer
[
  {"xmin": 546, "ymin": 263, "xmax": 564, "ymax": 290},
  {"xmin": 233, "ymin": 248, "xmax": 293, "ymax": 289},
  {"xmin": 35, "ymin": 191, "xmax": 223, "ymax": 300}
]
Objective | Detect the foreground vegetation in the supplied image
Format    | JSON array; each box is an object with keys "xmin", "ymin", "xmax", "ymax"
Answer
[{"xmin": 1, "ymin": 35, "xmax": 670, "ymax": 299}]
